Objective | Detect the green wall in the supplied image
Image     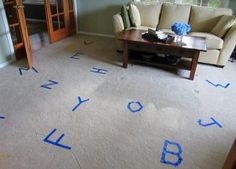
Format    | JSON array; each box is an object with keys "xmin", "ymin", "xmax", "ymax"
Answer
[
  {"xmin": 77, "ymin": 0, "xmax": 130, "ymax": 35},
  {"xmin": 77, "ymin": 0, "xmax": 236, "ymax": 35},
  {"xmin": 229, "ymin": 0, "xmax": 236, "ymax": 14}
]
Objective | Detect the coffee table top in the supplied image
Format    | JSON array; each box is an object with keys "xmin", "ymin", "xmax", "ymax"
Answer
[{"xmin": 118, "ymin": 29, "xmax": 207, "ymax": 52}]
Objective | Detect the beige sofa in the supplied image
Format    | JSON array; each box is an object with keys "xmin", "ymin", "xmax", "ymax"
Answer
[{"xmin": 113, "ymin": 2, "xmax": 236, "ymax": 67}]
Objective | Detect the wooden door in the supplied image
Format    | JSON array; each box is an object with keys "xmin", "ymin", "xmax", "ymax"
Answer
[
  {"xmin": 222, "ymin": 139, "xmax": 236, "ymax": 169},
  {"xmin": 44, "ymin": 0, "xmax": 75, "ymax": 43},
  {"xmin": 3, "ymin": 0, "xmax": 32, "ymax": 68},
  {"xmin": 68, "ymin": 0, "xmax": 76, "ymax": 35}
]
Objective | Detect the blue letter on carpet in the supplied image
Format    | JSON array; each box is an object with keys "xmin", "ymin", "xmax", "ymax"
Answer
[
  {"xmin": 0, "ymin": 116, "xmax": 5, "ymax": 119},
  {"xmin": 70, "ymin": 52, "xmax": 81, "ymax": 59},
  {"xmin": 197, "ymin": 117, "xmax": 223, "ymax": 128},
  {"xmin": 127, "ymin": 101, "xmax": 144, "ymax": 113},
  {"xmin": 206, "ymin": 80, "xmax": 230, "ymax": 89},
  {"xmin": 72, "ymin": 96, "xmax": 90, "ymax": 112},
  {"xmin": 40, "ymin": 80, "xmax": 58, "ymax": 90},
  {"xmin": 19, "ymin": 67, "xmax": 38, "ymax": 75},
  {"xmin": 19, "ymin": 67, "xmax": 28, "ymax": 75},
  {"xmin": 90, "ymin": 67, "xmax": 108, "ymax": 74},
  {"xmin": 32, "ymin": 67, "xmax": 38, "ymax": 73},
  {"xmin": 160, "ymin": 140, "xmax": 183, "ymax": 167},
  {"xmin": 43, "ymin": 128, "xmax": 71, "ymax": 150}
]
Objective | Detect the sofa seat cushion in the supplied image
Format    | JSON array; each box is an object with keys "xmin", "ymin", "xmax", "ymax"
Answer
[
  {"xmin": 160, "ymin": 29, "xmax": 174, "ymax": 34},
  {"xmin": 199, "ymin": 50, "xmax": 220, "ymax": 65},
  {"xmin": 159, "ymin": 3, "xmax": 191, "ymax": 29},
  {"xmin": 189, "ymin": 32, "xmax": 224, "ymax": 50},
  {"xmin": 126, "ymin": 27, "xmax": 175, "ymax": 36},
  {"xmin": 189, "ymin": 6, "xmax": 233, "ymax": 32},
  {"xmin": 126, "ymin": 26, "xmax": 154, "ymax": 31},
  {"xmin": 132, "ymin": 2, "xmax": 162, "ymax": 28}
]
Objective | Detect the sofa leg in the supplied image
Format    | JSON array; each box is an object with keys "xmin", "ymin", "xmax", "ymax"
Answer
[
  {"xmin": 117, "ymin": 50, "xmax": 123, "ymax": 53},
  {"xmin": 229, "ymin": 58, "xmax": 235, "ymax": 63},
  {"xmin": 215, "ymin": 65, "xmax": 224, "ymax": 68}
]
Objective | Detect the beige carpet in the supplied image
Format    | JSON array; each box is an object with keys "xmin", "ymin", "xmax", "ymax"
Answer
[{"xmin": 0, "ymin": 34, "xmax": 235, "ymax": 169}]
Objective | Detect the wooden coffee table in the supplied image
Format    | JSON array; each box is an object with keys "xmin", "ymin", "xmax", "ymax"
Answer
[{"xmin": 118, "ymin": 29, "xmax": 207, "ymax": 80}]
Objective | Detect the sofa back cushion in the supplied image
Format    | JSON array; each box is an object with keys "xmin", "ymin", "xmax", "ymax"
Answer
[
  {"xmin": 189, "ymin": 6, "xmax": 233, "ymax": 32},
  {"xmin": 129, "ymin": 3, "xmax": 141, "ymax": 27},
  {"xmin": 132, "ymin": 2, "xmax": 162, "ymax": 28},
  {"xmin": 159, "ymin": 3, "xmax": 191, "ymax": 29},
  {"xmin": 211, "ymin": 15, "xmax": 236, "ymax": 38}
]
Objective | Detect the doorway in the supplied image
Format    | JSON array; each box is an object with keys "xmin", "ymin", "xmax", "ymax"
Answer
[
  {"xmin": 24, "ymin": 0, "xmax": 77, "ymax": 50},
  {"xmin": 23, "ymin": 0, "xmax": 77, "ymax": 49},
  {"xmin": 44, "ymin": 0, "xmax": 76, "ymax": 43},
  {"xmin": 23, "ymin": 0, "xmax": 49, "ymax": 52},
  {"xmin": 3, "ymin": 0, "xmax": 77, "ymax": 68}
]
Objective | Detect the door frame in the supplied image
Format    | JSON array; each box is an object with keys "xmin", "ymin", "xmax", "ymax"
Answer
[
  {"xmin": 0, "ymin": 3, "xmax": 16, "ymax": 68},
  {"xmin": 73, "ymin": 0, "xmax": 78, "ymax": 34}
]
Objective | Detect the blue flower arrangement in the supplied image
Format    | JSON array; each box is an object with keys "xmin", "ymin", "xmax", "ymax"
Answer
[{"xmin": 171, "ymin": 22, "xmax": 191, "ymax": 36}]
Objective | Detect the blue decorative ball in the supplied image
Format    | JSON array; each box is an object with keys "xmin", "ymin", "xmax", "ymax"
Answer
[{"xmin": 171, "ymin": 22, "xmax": 191, "ymax": 36}]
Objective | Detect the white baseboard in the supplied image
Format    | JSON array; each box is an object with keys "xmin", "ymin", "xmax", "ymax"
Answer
[
  {"xmin": 0, "ymin": 58, "xmax": 16, "ymax": 69},
  {"xmin": 78, "ymin": 31, "xmax": 115, "ymax": 38}
]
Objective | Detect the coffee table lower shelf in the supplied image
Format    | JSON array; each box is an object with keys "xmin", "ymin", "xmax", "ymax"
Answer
[
  {"xmin": 118, "ymin": 29, "xmax": 206, "ymax": 80},
  {"xmin": 130, "ymin": 54, "xmax": 192, "ymax": 71},
  {"xmin": 123, "ymin": 46, "xmax": 200, "ymax": 80}
]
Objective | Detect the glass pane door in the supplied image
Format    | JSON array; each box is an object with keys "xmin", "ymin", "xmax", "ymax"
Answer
[
  {"xmin": 4, "ymin": 0, "xmax": 23, "ymax": 50},
  {"xmin": 50, "ymin": 0, "xmax": 65, "ymax": 31},
  {"xmin": 0, "ymin": 2, "xmax": 15, "ymax": 66},
  {"xmin": 45, "ymin": 0, "xmax": 75, "ymax": 43},
  {"xmin": 3, "ymin": 0, "xmax": 32, "ymax": 68}
]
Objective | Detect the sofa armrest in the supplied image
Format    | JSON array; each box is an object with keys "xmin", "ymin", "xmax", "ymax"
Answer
[
  {"xmin": 218, "ymin": 24, "xmax": 236, "ymax": 66},
  {"xmin": 113, "ymin": 13, "xmax": 124, "ymax": 35}
]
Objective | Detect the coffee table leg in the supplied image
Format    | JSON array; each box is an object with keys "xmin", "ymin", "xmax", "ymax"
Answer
[
  {"xmin": 190, "ymin": 50, "xmax": 200, "ymax": 80},
  {"xmin": 123, "ymin": 41, "xmax": 128, "ymax": 68}
]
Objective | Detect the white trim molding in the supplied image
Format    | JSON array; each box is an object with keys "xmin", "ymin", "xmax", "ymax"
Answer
[
  {"xmin": 78, "ymin": 31, "xmax": 115, "ymax": 38},
  {"xmin": 73, "ymin": 0, "xmax": 79, "ymax": 34},
  {"xmin": 0, "ymin": 57, "xmax": 16, "ymax": 69}
]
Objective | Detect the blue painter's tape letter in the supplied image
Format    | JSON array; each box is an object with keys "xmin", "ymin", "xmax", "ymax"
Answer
[
  {"xmin": 43, "ymin": 128, "xmax": 71, "ymax": 150},
  {"xmin": 70, "ymin": 52, "xmax": 81, "ymax": 59},
  {"xmin": 160, "ymin": 140, "xmax": 183, "ymax": 167},
  {"xmin": 40, "ymin": 80, "xmax": 59, "ymax": 90},
  {"xmin": 206, "ymin": 80, "xmax": 230, "ymax": 89},
  {"xmin": 197, "ymin": 117, "xmax": 223, "ymax": 128},
  {"xmin": 127, "ymin": 101, "xmax": 144, "ymax": 113},
  {"xmin": 72, "ymin": 96, "xmax": 90, "ymax": 112},
  {"xmin": 0, "ymin": 116, "xmax": 5, "ymax": 119},
  {"xmin": 32, "ymin": 67, "xmax": 39, "ymax": 73},
  {"xmin": 19, "ymin": 67, "xmax": 29, "ymax": 75},
  {"xmin": 19, "ymin": 67, "xmax": 38, "ymax": 75},
  {"xmin": 90, "ymin": 67, "xmax": 108, "ymax": 74}
]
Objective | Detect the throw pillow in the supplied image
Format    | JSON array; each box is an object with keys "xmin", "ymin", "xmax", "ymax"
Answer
[
  {"xmin": 129, "ymin": 3, "xmax": 141, "ymax": 27},
  {"xmin": 121, "ymin": 5, "xmax": 131, "ymax": 29},
  {"xmin": 211, "ymin": 15, "xmax": 236, "ymax": 38}
]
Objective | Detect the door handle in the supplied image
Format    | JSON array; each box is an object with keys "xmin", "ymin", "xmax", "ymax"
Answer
[{"xmin": 13, "ymin": 5, "xmax": 25, "ymax": 9}]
